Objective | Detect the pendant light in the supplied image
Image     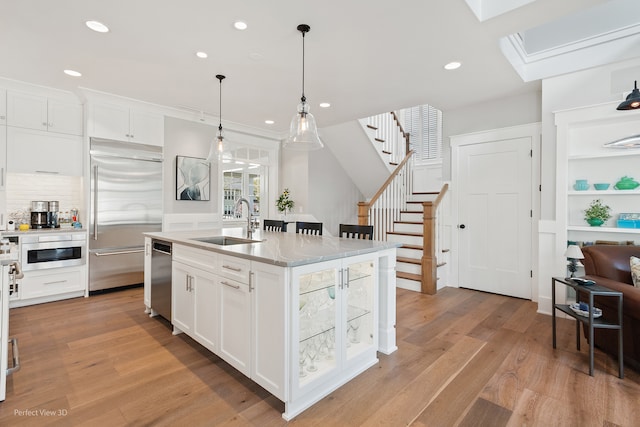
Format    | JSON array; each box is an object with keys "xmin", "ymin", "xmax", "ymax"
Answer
[
  {"xmin": 283, "ymin": 24, "xmax": 324, "ymax": 151},
  {"xmin": 207, "ymin": 74, "xmax": 227, "ymax": 161},
  {"xmin": 616, "ymin": 80, "xmax": 640, "ymax": 110}
]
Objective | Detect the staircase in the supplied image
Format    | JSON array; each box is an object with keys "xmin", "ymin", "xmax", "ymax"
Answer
[
  {"xmin": 387, "ymin": 192, "xmax": 439, "ymax": 292},
  {"xmin": 357, "ymin": 110, "xmax": 449, "ymax": 294}
]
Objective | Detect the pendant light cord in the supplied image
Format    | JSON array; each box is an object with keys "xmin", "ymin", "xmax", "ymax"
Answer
[{"xmin": 301, "ymin": 29, "xmax": 306, "ymax": 103}]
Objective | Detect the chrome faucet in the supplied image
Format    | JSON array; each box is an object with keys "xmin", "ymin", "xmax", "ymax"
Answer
[{"xmin": 235, "ymin": 197, "xmax": 254, "ymax": 238}]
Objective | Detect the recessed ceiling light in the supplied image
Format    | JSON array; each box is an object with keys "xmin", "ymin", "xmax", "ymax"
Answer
[
  {"xmin": 86, "ymin": 20, "xmax": 109, "ymax": 33},
  {"xmin": 196, "ymin": 51, "xmax": 208, "ymax": 59},
  {"xmin": 444, "ymin": 61, "xmax": 461, "ymax": 70},
  {"xmin": 265, "ymin": 120, "xmax": 275, "ymax": 125},
  {"xmin": 319, "ymin": 102, "xmax": 331, "ymax": 108},
  {"xmin": 234, "ymin": 21, "xmax": 248, "ymax": 30},
  {"xmin": 64, "ymin": 69, "xmax": 82, "ymax": 77}
]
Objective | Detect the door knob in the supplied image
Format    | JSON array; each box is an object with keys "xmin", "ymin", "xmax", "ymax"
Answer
[{"xmin": 459, "ymin": 224, "xmax": 466, "ymax": 229}]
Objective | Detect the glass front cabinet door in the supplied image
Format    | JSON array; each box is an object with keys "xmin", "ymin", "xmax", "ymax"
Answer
[{"xmin": 290, "ymin": 254, "xmax": 378, "ymax": 401}]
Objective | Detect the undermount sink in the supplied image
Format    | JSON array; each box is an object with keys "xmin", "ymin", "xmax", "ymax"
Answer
[{"xmin": 190, "ymin": 236, "xmax": 261, "ymax": 246}]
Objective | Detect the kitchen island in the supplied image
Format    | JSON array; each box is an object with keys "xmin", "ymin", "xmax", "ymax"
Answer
[{"xmin": 143, "ymin": 228, "xmax": 399, "ymax": 420}]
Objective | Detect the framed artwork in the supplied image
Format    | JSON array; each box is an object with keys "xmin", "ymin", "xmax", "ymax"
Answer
[{"xmin": 176, "ymin": 155, "xmax": 210, "ymax": 201}]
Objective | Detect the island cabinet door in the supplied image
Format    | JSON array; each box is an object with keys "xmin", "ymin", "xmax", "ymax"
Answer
[
  {"xmin": 192, "ymin": 269, "xmax": 219, "ymax": 354},
  {"xmin": 250, "ymin": 262, "xmax": 287, "ymax": 401},
  {"xmin": 218, "ymin": 276, "xmax": 251, "ymax": 377},
  {"xmin": 291, "ymin": 259, "xmax": 341, "ymax": 400},
  {"xmin": 172, "ymin": 261, "xmax": 194, "ymax": 336}
]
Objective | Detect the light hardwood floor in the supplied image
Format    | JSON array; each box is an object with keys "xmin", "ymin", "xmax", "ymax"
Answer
[{"xmin": 1, "ymin": 286, "xmax": 639, "ymax": 426}]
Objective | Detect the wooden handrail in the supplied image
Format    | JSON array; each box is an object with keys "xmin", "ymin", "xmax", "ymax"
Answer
[
  {"xmin": 391, "ymin": 111, "xmax": 411, "ymax": 154},
  {"xmin": 367, "ymin": 150, "xmax": 414, "ymax": 208}
]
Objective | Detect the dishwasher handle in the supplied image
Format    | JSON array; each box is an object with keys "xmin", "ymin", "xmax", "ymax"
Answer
[{"xmin": 152, "ymin": 241, "xmax": 172, "ymax": 255}]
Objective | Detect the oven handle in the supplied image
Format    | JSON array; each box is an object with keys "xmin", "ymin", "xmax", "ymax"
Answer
[
  {"xmin": 7, "ymin": 338, "xmax": 20, "ymax": 376},
  {"xmin": 94, "ymin": 248, "xmax": 144, "ymax": 256},
  {"xmin": 93, "ymin": 164, "xmax": 98, "ymax": 241}
]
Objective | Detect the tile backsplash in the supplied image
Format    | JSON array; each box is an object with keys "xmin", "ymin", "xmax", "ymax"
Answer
[{"xmin": 6, "ymin": 173, "xmax": 83, "ymax": 223}]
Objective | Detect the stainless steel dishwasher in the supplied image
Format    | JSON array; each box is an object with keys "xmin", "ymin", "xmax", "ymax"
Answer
[{"xmin": 151, "ymin": 239, "xmax": 172, "ymax": 321}]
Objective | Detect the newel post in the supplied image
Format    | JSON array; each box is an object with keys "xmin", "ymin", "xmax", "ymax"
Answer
[
  {"xmin": 421, "ymin": 201, "xmax": 437, "ymax": 295},
  {"xmin": 357, "ymin": 202, "xmax": 369, "ymax": 226}
]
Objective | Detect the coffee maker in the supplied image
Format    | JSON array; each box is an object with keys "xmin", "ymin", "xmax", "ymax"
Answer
[
  {"xmin": 30, "ymin": 201, "xmax": 49, "ymax": 229},
  {"xmin": 30, "ymin": 201, "xmax": 60, "ymax": 229},
  {"xmin": 48, "ymin": 200, "xmax": 59, "ymax": 228}
]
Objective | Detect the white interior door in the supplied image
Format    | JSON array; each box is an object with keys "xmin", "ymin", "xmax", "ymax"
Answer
[{"xmin": 457, "ymin": 138, "xmax": 532, "ymax": 299}]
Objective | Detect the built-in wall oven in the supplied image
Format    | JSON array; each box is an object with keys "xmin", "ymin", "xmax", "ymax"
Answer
[{"xmin": 20, "ymin": 234, "xmax": 86, "ymax": 271}]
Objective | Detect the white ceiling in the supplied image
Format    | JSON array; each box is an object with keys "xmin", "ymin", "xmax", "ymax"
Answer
[{"xmin": 0, "ymin": 0, "xmax": 619, "ymax": 134}]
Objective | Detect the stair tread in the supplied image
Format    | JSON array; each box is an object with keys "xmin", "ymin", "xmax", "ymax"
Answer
[
  {"xmin": 412, "ymin": 191, "xmax": 439, "ymax": 195},
  {"xmin": 397, "ymin": 256, "xmax": 421, "ymax": 265},
  {"xmin": 366, "ymin": 124, "xmax": 378, "ymax": 130},
  {"xmin": 388, "ymin": 231, "xmax": 423, "ymax": 237},
  {"xmin": 394, "ymin": 221, "xmax": 423, "ymax": 225},
  {"xmin": 382, "ymin": 150, "xmax": 392, "ymax": 154},
  {"xmin": 400, "ymin": 244, "xmax": 423, "ymax": 250},
  {"xmin": 375, "ymin": 137, "xmax": 385, "ymax": 142},
  {"xmin": 397, "ymin": 271, "xmax": 421, "ymax": 281}
]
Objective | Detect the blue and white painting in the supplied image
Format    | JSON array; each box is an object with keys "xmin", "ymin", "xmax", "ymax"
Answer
[{"xmin": 176, "ymin": 156, "xmax": 210, "ymax": 201}]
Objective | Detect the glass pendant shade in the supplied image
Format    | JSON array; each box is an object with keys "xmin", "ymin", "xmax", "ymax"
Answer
[
  {"xmin": 285, "ymin": 100, "xmax": 324, "ymax": 150},
  {"xmin": 617, "ymin": 80, "xmax": 640, "ymax": 110}
]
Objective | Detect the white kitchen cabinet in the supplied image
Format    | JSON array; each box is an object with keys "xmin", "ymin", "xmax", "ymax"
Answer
[
  {"xmin": 10, "ymin": 266, "xmax": 84, "ymax": 308},
  {"xmin": 250, "ymin": 261, "xmax": 286, "ymax": 400},
  {"xmin": 6, "ymin": 91, "xmax": 83, "ymax": 136},
  {"xmin": 0, "ymin": 89, "xmax": 6, "ymax": 125},
  {"xmin": 89, "ymin": 102, "xmax": 164, "ymax": 146},
  {"xmin": 172, "ymin": 261, "xmax": 195, "ymax": 335},
  {"xmin": 218, "ymin": 276, "xmax": 251, "ymax": 376},
  {"xmin": 171, "ymin": 246, "xmax": 219, "ymax": 353},
  {"xmin": 143, "ymin": 237, "xmax": 151, "ymax": 313},
  {"xmin": 289, "ymin": 254, "xmax": 378, "ymax": 411},
  {"xmin": 7, "ymin": 127, "xmax": 82, "ymax": 176}
]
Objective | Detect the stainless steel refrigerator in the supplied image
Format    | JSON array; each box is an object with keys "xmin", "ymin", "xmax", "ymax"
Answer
[{"xmin": 89, "ymin": 138, "xmax": 163, "ymax": 292}]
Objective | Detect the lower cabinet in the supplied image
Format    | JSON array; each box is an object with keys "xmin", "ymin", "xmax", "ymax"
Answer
[
  {"xmin": 10, "ymin": 265, "xmax": 85, "ymax": 308},
  {"xmin": 218, "ymin": 276, "xmax": 251, "ymax": 376},
  {"xmin": 172, "ymin": 260, "xmax": 219, "ymax": 354}
]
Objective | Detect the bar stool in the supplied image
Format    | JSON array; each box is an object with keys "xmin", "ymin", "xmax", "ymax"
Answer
[
  {"xmin": 295, "ymin": 221, "xmax": 323, "ymax": 235},
  {"xmin": 263, "ymin": 219, "xmax": 286, "ymax": 232},
  {"xmin": 339, "ymin": 224, "xmax": 374, "ymax": 240}
]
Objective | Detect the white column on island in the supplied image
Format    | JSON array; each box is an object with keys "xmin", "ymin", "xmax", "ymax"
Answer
[{"xmin": 377, "ymin": 249, "xmax": 398, "ymax": 354}]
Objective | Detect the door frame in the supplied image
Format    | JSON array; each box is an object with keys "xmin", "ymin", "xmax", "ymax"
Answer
[{"xmin": 450, "ymin": 123, "xmax": 541, "ymax": 301}]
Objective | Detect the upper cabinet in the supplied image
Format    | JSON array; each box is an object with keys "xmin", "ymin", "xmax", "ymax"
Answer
[
  {"xmin": 6, "ymin": 91, "xmax": 83, "ymax": 136},
  {"xmin": 88, "ymin": 102, "xmax": 164, "ymax": 146},
  {"xmin": 0, "ymin": 88, "xmax": 6, "ymax": 125},
  {"xmin": 7, "ymin": 127, "xmax": 82, "ymax": 176}
]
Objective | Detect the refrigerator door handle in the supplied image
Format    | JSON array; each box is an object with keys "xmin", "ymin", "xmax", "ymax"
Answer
[
  {"xmin": 94, "ymin": 248, "xmax": 145, "ymax": 256},
  {"xmin": 93, "ymin": 164, "xmax": 99, "ymax": 241}
]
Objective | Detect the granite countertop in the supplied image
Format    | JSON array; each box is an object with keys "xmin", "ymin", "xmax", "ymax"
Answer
[{"xmin": 145, "ymin": 228, "xmax": 400, "ymax": 267}]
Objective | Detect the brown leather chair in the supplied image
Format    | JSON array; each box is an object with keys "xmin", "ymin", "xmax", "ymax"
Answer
[{"xmin": 579, "ymin": 244, "xmax": 640, "ymax": 370}]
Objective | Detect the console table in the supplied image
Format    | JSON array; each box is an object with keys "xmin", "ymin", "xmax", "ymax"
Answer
[{"xmin": 552, "ymin": 277, "xmax": 623, "ymax": 378}]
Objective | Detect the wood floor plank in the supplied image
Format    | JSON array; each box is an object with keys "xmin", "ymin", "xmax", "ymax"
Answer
[{"xmin": 458, "ymin": 397, "xmax": 512, "ymax": 427}]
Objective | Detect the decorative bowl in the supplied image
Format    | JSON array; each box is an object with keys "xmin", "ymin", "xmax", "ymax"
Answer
[
  {"xmin": 573, "ymin": 180, "xmax": 589, "ymax": 191},
  {"xmin": 594, "ymin": 183, "xmax": 610, "ymax": 190},
  {"xmin": 569, "ymin": 303, "xmax": 602, "ymax": 318}
]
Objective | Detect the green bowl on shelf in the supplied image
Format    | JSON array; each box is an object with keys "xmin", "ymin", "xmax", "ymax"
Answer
[{"xmin": 594, "ymin": 183, "xmax": 609, "ymax": 190}]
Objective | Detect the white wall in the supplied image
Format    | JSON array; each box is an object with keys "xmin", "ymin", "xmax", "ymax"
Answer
[
  {"xmin": 443, "ymin": 90, "xmax": 542, "ymax": 180},
  {"xmin": 309, "ymin": 145, "xmax": 364, "ymax": 236},
  {"xmin": 163, "ymin": 117, "xmax": 218, "ymax": 215}
]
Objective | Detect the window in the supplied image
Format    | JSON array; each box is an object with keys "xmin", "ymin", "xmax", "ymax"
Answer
[
  {"xmin": 222, "ymin": 167, "xmax": 262, "ymax": 219},
  {"xmin": 402, "ymin": 104, "xmax": 443, "ymax": 163}
]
